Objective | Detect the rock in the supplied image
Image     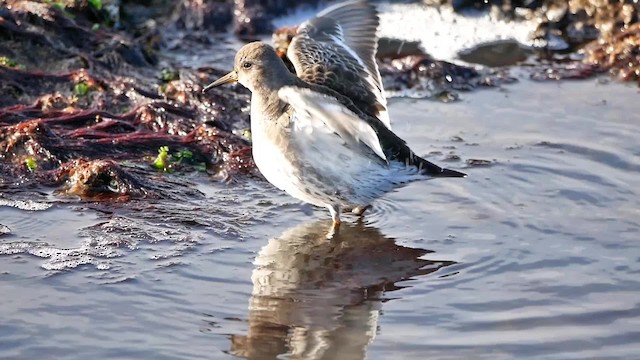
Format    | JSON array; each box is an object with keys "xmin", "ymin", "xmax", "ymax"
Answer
[
  {"xmin": 0, "ymin": 224, "xmax": 10, "ymax": 236},
  {"xmin": 466, "ymin": 158, "xmax": 493, "ymax": 167},
  {"xmin": 458, "ymin": 39, "xmax": 531, "ymax": 67},
  {"xmin": 55, "ymin": 159, "xmax": 149, "ymax": 199}
]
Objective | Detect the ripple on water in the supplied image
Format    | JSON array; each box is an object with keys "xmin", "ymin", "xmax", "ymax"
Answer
[
  {"xmin": 0, "ymin": 178, "xmax": 299, "ymax": 278},
  {"xmin": 0, "ymin": 204, "xmax": 204, "ymax": 273}
]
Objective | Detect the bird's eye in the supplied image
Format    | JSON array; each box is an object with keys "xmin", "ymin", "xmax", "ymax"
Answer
[{"xmin": 242, "ymin": 62, "xmax": 252, "ymax": 69}]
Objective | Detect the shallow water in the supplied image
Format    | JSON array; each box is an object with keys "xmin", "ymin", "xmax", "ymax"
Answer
[{"xmin": 1, "ymin": 78, "xmax": 639, "ymax": 359}]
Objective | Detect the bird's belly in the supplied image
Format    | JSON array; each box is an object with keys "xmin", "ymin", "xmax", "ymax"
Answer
[
  {"xmin": 251, "ymin": 137, "xmax": 291, "ymax": 191},
  {"xmin": 250, "ymin": 117, "xmax": 417, "ymax": 209},
  {"xmin": 290, "ymin": 126, "xmax": 392, "ymax": 205},
  {"xmin": 251, "ymin": 130, "xmax": 327, "ymax": 207}
]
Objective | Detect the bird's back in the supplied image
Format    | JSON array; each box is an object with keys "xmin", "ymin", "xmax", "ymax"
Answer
[{"xmin": 287, "ymin": 0, "xmax": 390, "ymax": 128}]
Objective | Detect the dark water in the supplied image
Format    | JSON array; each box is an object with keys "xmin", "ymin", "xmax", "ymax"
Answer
[{"xmin": 1, "ymin": 78, "xmax": 639, "ymax": 359}]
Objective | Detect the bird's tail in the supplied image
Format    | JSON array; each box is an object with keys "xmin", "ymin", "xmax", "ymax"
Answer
[{"xmin": 414, "ymin": 155, "xmax": 467, "ymax": 178}]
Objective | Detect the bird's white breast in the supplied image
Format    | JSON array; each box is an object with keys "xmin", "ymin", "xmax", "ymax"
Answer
[
  {"xmin": 250, "ymin": 101, "xmax": 325, "ymax": 206},
  {"xmin": 250, "ymin": 104, "xmax": 288, "ymax": 190}
]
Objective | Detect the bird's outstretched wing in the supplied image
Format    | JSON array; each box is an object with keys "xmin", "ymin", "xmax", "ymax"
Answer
[
  {"xmin": 278, "ymin": 86, "xmax": 387, "ymax": 162},
  {"xmin": 280, "ymin": 83, "xmax": 467, "ymax": 179},
  {"xmin": 287, "ymin": 0, "xmax": 390, "ymax": 129}
]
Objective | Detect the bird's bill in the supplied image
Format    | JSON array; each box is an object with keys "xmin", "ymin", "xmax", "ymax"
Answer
[{"xmin": 202, "ymin": 71, "xmax": 238, "ymax": 93}]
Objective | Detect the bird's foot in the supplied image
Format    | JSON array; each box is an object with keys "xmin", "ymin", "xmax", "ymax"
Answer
[
  {"xmin": 326, "ymin": 219, "xmax": 341, "ymax": 239},
  {"xmin": 326, "ymin": 203, "xmax": 341, "ymax": 238}
]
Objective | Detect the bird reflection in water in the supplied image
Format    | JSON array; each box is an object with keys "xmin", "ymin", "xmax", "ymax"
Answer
[{"xmin": 229, "ymin": 220, "xmax": 456, "ymax": 360}]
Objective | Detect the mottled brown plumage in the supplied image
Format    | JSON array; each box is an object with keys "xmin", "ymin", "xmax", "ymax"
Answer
[{"xmin": 287, "ymin": 0, "xmax": 390, "ymax": 128}]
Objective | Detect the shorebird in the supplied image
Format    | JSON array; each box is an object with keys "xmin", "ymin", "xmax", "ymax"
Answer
[{"xmin": 203, "ymin": 0, "xmax": 465, "ymax": 227}]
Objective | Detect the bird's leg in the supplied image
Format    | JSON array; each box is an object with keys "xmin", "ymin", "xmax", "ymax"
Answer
[
  {"xmin": 327, "ymin": 204, "xmax": 341, "ymax": 230},
  {"xmin": 324, "ymin": 204, "xmax": 342, "ymax": 239},
  {"xmin": 351, "ymin": 204, "xmax": 372, "ymax": 217}
]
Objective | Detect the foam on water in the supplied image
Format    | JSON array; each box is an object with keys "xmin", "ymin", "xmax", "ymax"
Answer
[{"xmin": 0, "ymin": 198, "xmax": 52, "ymax": 211}]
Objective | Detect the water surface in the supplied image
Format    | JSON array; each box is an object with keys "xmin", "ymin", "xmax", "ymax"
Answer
[{"xmin": 1, "ymin": 79, "xmax": 639, "ymax": 359}]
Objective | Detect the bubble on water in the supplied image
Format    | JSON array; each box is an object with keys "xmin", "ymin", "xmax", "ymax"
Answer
[
  {"xmin": 0, "ymin": 198, "xmax": 52, "ymax": 211},
  {"xmin": 95, "ymin": 262, "xmax": 111, "ymax": 270},
  {"xmin": 0, "ymin": 241, "xmax": 42, "ymax": 255},
  {"xmin": 0, "ymin": 205, "xmax": 210, "ymax": 273},
  {"xmin": 0, "ymin": 238, "xmax": 120, "ymax": 271}
]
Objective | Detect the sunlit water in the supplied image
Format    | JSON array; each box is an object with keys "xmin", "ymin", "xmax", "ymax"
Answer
[
  {"xmin": 273, "ymin": 2, "xmax": 536, "ymax": 63},
  {"xmin": 1, "ymin": 78, "xmax": 639, "ymax": 359}
]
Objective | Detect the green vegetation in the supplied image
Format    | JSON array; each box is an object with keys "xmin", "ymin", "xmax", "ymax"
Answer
[
  {"xmin": 45, "ymin": 1, "xmax": 75, "ymax": 18},
  {"xmin": 88, "ymin": 0, "xmax": 103, "ymax": 10},
  {"xmin": 154, "ymin": 146, "xmax": 170, "ymax": 171},
  {"xmin": 50, "ymin": 1, "xmax": 65, "ymax": 10},
  {"xmin": 73, "ymin": 82, "xmax": 93, "ymax": 96},
  {"xmin": 194, "ymin": 163, "xmax": 207, "ymax": 172},
  {"xmin": 0, "ymin": 57, "xmax": 24, "ymax": 69},
  {"xmin": 160, "ymin": 69, "xmax": 179, "ymax": 82},
  {"xmin": 25, "ymin": 158, "xmax": 38, "ymax": 172},
  {"xmin": 174, "ymin": 149, "xmax": 193, "ymax": 161},
  {"xmin": 152, "ymin": 146, "xmax": 207, "ymax": 172}
]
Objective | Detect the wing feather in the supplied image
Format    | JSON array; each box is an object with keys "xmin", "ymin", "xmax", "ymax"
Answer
[
  {"xmin": 278, "ymin": 86, "xmax": 387, "ymax": 162},
  {"xmin": 287, "ymin": 0, "xmax": 390, "ymax": 129}
]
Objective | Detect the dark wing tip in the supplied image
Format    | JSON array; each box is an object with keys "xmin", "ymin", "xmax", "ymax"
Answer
[
  {"xmin": 435, "ymin": 168, "xmax": 467, "ymax": 178},
  {"xmin": 412, "ymin": 155, "xmax": 468, "ymax": 178}
]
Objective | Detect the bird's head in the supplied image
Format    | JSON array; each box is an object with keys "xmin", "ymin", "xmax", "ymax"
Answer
[{"xmin": 203, "ymin": 42, "xmax": 290, "ymax": 94}]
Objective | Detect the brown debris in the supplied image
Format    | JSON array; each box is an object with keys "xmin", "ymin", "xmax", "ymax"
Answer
[
  {"xmin": 189, "ymin": 124, "xmax": 254, "ymax": 178},
  {"xmin": 233, "ymin": 0, "xmax": 321, "ymax": 38},
  {"xmin": 0, "ymin": 120, "xmax": 66, "ymax": 171},
  {"xmin": 379, "ymin": 55, "xmax": 516, "ymax": 100},
  {"xmin": 0, "ymin": 1, "xmax": 259, "ymax": 199},
  {"xmin": 55, "ymin": 159, "xmax": 150, "ymax": 200},
  {"xmin": 529, "ymin": 61, "xmax": 601, "ymax": 81},
  {"xmin": 584, "ymin": 23, "xmax": 640, "ymax": 85}
]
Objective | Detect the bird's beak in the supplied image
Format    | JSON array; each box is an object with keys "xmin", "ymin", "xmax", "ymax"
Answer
[{"xmin": 202, "ymin": 71, "xmax": 238, "ymax": 93}]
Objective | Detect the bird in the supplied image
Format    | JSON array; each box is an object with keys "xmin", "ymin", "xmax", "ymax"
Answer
[{"xmin": 203, "ymin": 0, "xmax": 465, "ymax": 228}]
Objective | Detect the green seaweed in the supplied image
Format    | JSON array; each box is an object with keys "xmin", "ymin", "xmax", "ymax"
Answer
[
  {"xmin": 160, "ymin": 69, "xmax": 179, "ymax": 82},
  {"xmin": 46, "ymin": 1, "xmax": 75, "ymax": 18},
  {"xmin": 73, "ymin": 82, "xmax": 91, "ymax": 96},
  {"xmin": 0, "ymin": 57, "xmax": 24, "ymax": 69},
  {"xmin": 154, "ymin": 146, "xmax": 170, "ymax": 171},
  {"xmin": 175, "ymin": 150, "xmax": 193, "ymax": 161},
  {"xmin": 88, "ymin": 0, "xmax": 103, "ymax": 10},
  {"xmin": 25, "ymin": 158, "xmax": 38, "ymax": 172}
]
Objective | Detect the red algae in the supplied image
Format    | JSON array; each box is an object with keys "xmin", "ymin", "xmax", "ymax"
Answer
[{"xmin": 0, "ymin": 1, "xmax": 257, "ymax": 199}]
